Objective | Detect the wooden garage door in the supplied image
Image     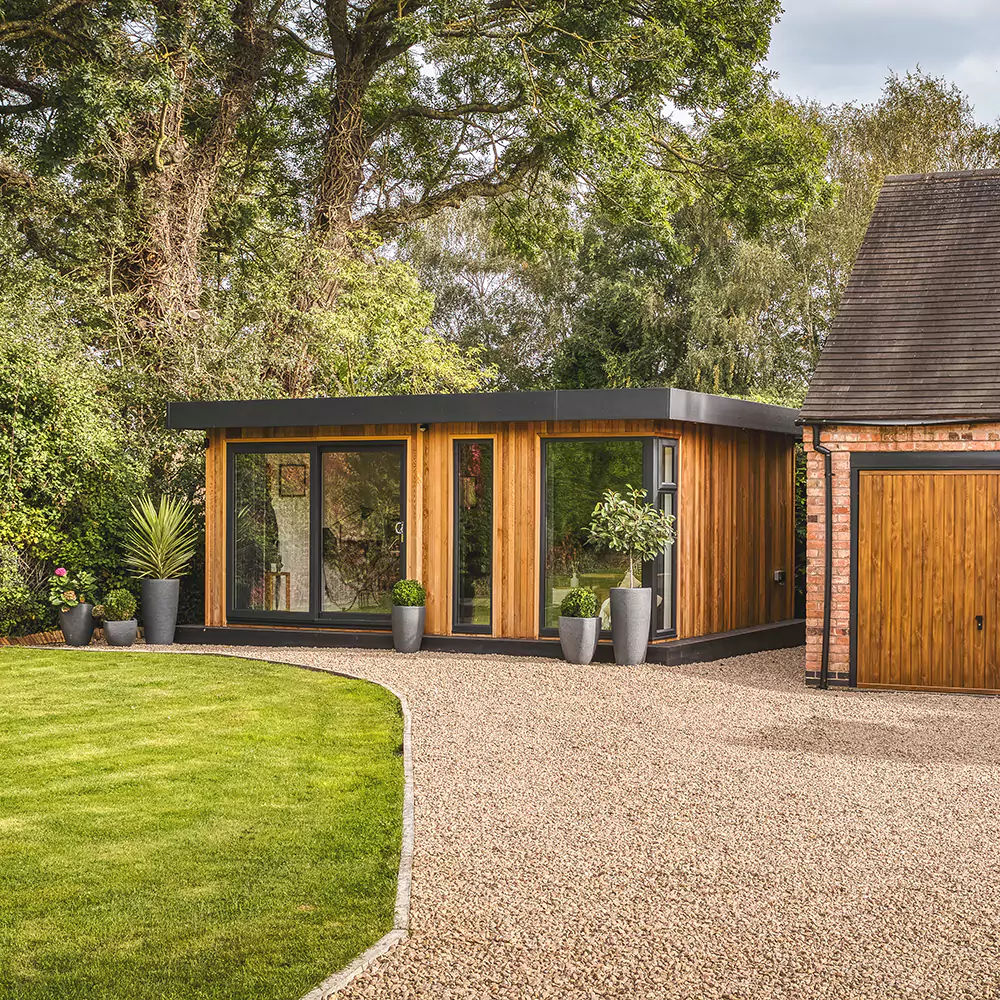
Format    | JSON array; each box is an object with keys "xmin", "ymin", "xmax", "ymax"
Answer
[{"xmin": 857, "ymin": 470, "xmax": 1000, "ymax": 692}]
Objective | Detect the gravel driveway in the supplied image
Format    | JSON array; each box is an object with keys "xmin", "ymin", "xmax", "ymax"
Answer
[{"xmin": 175, "ymin": 644, "xmax": 1000, "ymax": 999}]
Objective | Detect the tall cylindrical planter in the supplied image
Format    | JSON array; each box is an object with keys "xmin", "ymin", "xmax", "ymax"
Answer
[
  {"xmin": 391, "ymin": 605, "xmax": 425, "ymax": 653},
  {"xmin": 558, "ymin": 616, "xmax": 601, "ymax": 665},
  {"xmin": 60, "ymin": 604, "xmax": 95, "ymax": 647},
  {"xmin": 104, "ymin": 619, "xmax": 138, "ymax": 647},
  {"xmin": 141, "ymin": 578, "xmax": 180, "ymax": 645},
  {"xmin": 609, "ymin": 587, "xmax": 652, "ymax": 665}
]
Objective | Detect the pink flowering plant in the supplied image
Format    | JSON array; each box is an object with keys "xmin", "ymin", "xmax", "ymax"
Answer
[{"xmin": 48, "ymin": 568, "xmax": 97, "ymax": 610}]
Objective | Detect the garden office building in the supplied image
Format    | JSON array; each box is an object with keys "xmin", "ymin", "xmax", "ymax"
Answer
[{"xmin": 168, "ymin": 388, "xmax": 803, "ymax": 662}]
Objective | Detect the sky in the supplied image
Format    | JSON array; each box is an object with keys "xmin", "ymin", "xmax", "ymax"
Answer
[{"xmin": 767, "ymin": 0, "xmax": 1000, "ymax": 121}]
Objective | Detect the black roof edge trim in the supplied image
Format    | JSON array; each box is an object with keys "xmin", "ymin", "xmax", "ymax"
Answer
[{"xmin": 167, "ymin": 388, "xmax": 801, "ymax": 436}]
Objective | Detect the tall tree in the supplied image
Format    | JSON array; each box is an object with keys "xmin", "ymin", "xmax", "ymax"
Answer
[{"xmin": 1, "ymin": 0, "xmax": 827, "ymax": 319}]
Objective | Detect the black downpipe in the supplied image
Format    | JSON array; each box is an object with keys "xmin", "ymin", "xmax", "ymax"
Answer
[{"xmin": 811, "ymin": 424, "xmax": 832, "ymax": 690}]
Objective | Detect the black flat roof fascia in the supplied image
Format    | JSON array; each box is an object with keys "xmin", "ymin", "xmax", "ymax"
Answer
[{"xmin": 167, "ymin": 387, "xmax": 801, "ymax": 437}]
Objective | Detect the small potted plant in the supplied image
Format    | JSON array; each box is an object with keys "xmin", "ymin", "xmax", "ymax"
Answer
[
  {"xmin": 48, "ymin": 567, "xmax": 97, "ymax": 646},
  {"xmin": 93, "ymin": 589, "xmax": 138, "ymax": 647},
  {"xmin": 589, "ymin": 485, "xmax": 675, "ymax": 665},
  {"xmin": 124, "ymin": 495, "xmax": 198, "ymax": 645},
  {"xmin": 558, "ymin": 587, "xmax": 601, "ymax": 665},
  {"xmin": 391, "ymin": 579, "xmax": 426, "ymax": 653}
]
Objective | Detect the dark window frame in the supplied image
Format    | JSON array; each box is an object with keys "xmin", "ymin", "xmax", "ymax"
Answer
[
  {"xmin": 452, "ymin": 438, "xmax": 494, "ymax": 635},
  {"xmin": 654, "ymin": 437, "xmax": 679, "ymax": 638},
  {"xmin": 226, "ymin": 440, "xmax": 407, "ymax": 628}
]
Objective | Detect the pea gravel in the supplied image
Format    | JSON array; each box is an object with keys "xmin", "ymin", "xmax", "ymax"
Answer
[{"xmin": 168, "ymin": 643, "xmax": 1000, "ymax": 999}]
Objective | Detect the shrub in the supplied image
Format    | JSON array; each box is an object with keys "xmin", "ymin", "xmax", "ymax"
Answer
[
  {"xmin": 124, "ymin": 496, "xmax": 198, "ymax": 580},
  {"xmin": 589, "ymin": 485, "xmax": 676, "ymax": 584},
  {"xmin": 95, "ymin": 588, "xmax": 137, "ymax": 622},
  {"xmin": 47, "ymin": 567, "xmax": 97, "ymax": 610},
  {"xmin": 560, "ymin": 587, "xmax": 598, "ymax": 618},
  {"xmin": 391, "ymin": 579, "xmax": 426, "ymax": 607},
  {"xmin": 0, "ymin": 586, "xmax": 52, "ymax": 637}
]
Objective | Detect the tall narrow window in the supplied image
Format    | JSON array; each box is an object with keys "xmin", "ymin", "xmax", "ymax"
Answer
[
  {"xmin": 656, "ymin": 440, "xmax": 679, "ymax": 634},
  {"xmin": 232, "ymin": 450, "xmax": 311, "ymax": 614},
  {"xmin": 454, "ymin": 440, "xmax": 493, "ymax": 631}
]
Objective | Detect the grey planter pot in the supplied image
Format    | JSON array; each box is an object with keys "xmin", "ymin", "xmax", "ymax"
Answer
[
  {"xmin": 60, "ymin": 604, "xmax": 95, "ymax": 647},
  {"xmin": 610, "ymin": 587, "xmax": 652, "ymax": 666},
  {"xmin": 104, "ymin": 619, "xmax": 138, "ymax": 647},
  {"xmin": 558, "ymin": 616, "xmax": 601, "ymax": 665},
  {"xmin": 391, "ymin": 604, "xmax": 425, "ymax": 653},
  {"xmin": 141, "ymin": 578, "xmax": 180, "ymax": 645}
]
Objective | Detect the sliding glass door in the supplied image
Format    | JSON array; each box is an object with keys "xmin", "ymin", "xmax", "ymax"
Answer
[{"xmin": 228, "ymin": 441, "xmax": 406, "ymax": 624}]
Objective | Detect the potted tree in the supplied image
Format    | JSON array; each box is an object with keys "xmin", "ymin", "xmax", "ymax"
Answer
[
  {"xmin": 124, "ymin": 496, "xmax": 198, "ymax": 645},
  {"xmin": 589, "ymin": 485, "xmax": 675, "ymax": 666},
  {"xmin": 558, "ymin": 587, "xmax": 601, "ymax": 664},
  {"xmin": 391, "ymin": 579, "xmax": 426, "ymax": 653},
  {"xmin": 94, "ymin": 589, "xmax": 138, "ymax": 647},
  {"xmin": 48, "ymin": 567, "xmax": 97, "ymax": 646}
]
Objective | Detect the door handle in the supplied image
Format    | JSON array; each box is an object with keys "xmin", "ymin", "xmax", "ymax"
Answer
[
  {"xmin": 394, "ymin": 521, "xmax": 404, "ymax": 536},
  {"xmin": 976, "ymin": 615, "xmax": 984, "ymax": 631}
]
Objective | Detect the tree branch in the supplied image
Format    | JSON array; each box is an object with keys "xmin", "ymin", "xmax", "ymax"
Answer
[
  {"xmin": 368, "ymin": 93, "xmax": 525, "ymax": 140},
  {"xmin": 364, "ymin": 146, "xmax": 547, "ymax": 232},
  {"xmin": 275, "ymin": 23, "xmax": 337, "ymax": 59}
]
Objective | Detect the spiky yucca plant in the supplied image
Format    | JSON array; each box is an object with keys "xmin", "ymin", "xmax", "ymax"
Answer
[{"xmin": 124, "ymin": 496, "xmax": 198, "ymax": 580}]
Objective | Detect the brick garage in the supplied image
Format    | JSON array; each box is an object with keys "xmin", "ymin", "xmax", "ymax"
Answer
[{"xmin": 801, "ymin": 170, "xmax": 1000, "ymax": 693}]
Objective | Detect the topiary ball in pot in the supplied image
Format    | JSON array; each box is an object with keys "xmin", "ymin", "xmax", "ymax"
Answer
[
  {"xmin": 391, "ymin": 579, "xmax": 426, "ymax": 653},
  {"xmin": 558, "ymin": 586, "xmax": 601, "ymax": 665},
  {"xmin": 97, "ymin": 588, "xmax": 138, "ymax": 647}
]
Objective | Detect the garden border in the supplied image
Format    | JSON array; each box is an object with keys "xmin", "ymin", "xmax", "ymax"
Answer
[{"xmin": 32, "ymin": 644, "xmax": 414, "ymax": 999}]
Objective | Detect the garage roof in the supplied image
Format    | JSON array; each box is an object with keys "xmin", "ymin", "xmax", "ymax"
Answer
[
  {"xmin": 167, "ymin": 387, "xmax": 801, "ymax": 437},
  {"xmin": 801, "ymin": 169, "xmax": 1000, "ymax": 424}
]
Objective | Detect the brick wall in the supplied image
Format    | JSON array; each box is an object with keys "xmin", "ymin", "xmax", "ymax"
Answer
[{"xmin": 803, "ymin": 423, "xmax": 1000, "ymax": 686}]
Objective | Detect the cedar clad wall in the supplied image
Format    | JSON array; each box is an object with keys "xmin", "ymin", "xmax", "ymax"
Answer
[{"xmin": 204, "ymin": 420, "xmax": 795, "ymax": 639}]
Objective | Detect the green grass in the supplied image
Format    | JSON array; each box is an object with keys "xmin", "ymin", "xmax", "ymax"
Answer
[{"xmin": 0, "ymin": 650, "xmax": 404, "ymax": 1000}]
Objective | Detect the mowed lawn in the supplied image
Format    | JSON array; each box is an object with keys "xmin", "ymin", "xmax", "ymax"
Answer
[{"xmin": 0, "ymin": 650, "xmax": 404, "ymax": 1000}]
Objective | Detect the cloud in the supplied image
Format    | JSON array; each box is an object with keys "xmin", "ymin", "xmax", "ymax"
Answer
[{"xmin": 767, "ymin": 0, "xmax": 1000, "ymax": 119}]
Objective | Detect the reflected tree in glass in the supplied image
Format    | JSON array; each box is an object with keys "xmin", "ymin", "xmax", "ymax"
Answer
[
  {"xmin": 455, "ymin": 441, "xmax": 493, "ymax": 627},
  {"xmin": 233, "ymin": 452, "xmax": 311, "ymax": 613},
  {"xmin": 322, "ymin": 450, "xmax": 403, "ymax": 615},
  {"xmin": 543, "ymin": 439, "xmax": 644, "ymax": 627}
]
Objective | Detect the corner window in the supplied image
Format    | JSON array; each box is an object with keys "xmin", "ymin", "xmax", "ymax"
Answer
[
  {"xmin": 656, "ymin": 440, "xmax": 678, "ymax": 635},
  {"xmin": 541, "ymin": 438, "xmax": 645, "ymax": 629}
]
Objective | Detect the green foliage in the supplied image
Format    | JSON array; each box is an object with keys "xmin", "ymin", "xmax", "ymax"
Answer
[
  {"xmin": 95, "ymin": 588, "xmax": 138, "ymax": 622},
  {"xmin": 0, "ymin": 314, "xmax": 139, "ymax": 582},
  {"xmin": 589, "ymin": 486, "xmax": 676, "ymax": 584},
  {"xmin": 559, "ymin": 587, "xmax": 597, "ymax": 619},
  {"xmin": 47, "ymin": 568, "xmax": 97, "ymax": 610},
  {"xmin": 0, "ymin": 586, "xmax": 51, "ymax": 637},
  {"xmin": 391, "ymin": 579, "xmax": 426, "ymax": 607},
  {"xmin": 311, "ymin": 253, "xmax": 494, "ymax": 396},
  {"xmin": 124, "ymin": 497, "xmax": 198, "ymax": 580}
]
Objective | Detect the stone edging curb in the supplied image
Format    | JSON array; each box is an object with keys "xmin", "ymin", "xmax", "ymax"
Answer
[{"xmin": 33, "ymin": 645, "xmax": 414, "ymax": 999}]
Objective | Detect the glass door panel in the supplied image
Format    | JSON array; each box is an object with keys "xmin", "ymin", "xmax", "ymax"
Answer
[
  {"xmin": 232, "ymin": 451, "xmax": 311, "ymax": 614},
  {"xmin": 321, "ymin": 447, "xmax": 404, "ymax": 616}
]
